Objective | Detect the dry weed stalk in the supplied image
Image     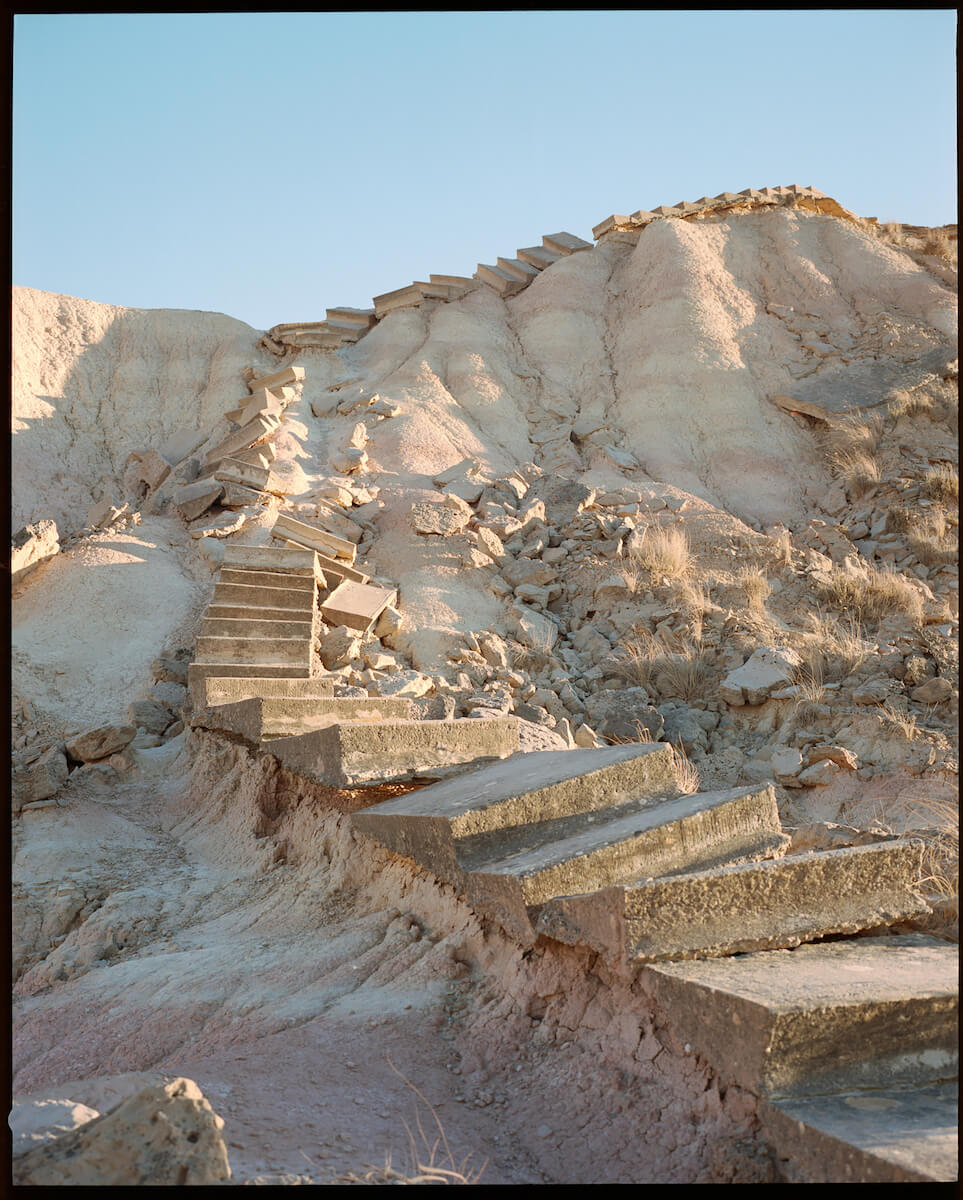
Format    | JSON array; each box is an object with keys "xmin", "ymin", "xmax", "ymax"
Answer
[
  {"xmin": 879, "ymin": 701, "xmax": 920, "ymax": 743},
  {"xmin": 611, "ymin": 631, "xmax": 711, "ymax": 703},
  {"xmin": 336, "ymin": 1057, "xmax": 487, "ymax": 1186},
  {"xmin": 907, "ymin": 796, "xmax": 959, "ymax": 923},
  {"xmin": 671, "ymin": 743, "xmax": 700, "ymax": 795},
  {"xmin": 921, "ymin": 464, "xmax": 959, "ymax": 504},
  {"xmin": 800, "ymin": 612, "xmax": 872, "ymax": 681}
]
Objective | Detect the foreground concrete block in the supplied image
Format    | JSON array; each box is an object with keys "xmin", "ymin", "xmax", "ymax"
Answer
[
  {"xmin": 273, "ymin": 512, "xmax": 357, "ymax": 563},
  {"xmin": 320, "ymin": 580, "xmax": 398, "ymax": 633},
  {"xmin": 247, "ymin": 365, "xmax": 305, "ymax": 392},
  {"xmin": 11, "ymin": 520, "xmax": 60, "ymax": 584},
  {"xmin": 760, "ymin": 1083, "xmax": 958, "ymax": 1183},
  {"xmin": 643, "ymin": 935, "xmax": 958, "ymax": 1098},
  {"xmin": 196, "ymin": 695, "xmax": 415, "ymax": 742},
  {"xmin": 262, "ymin": 718, "xmax": 520, "ymax": 788},
  {"xmin": 535, "ymin": 840, "xmax": 931, "ymax": 961}
]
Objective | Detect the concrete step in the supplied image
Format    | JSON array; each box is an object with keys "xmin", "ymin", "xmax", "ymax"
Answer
[
  {"xmin": 205, "ymin": 412, "xmax": 281, "ymax": 466},
  {"xmin": 188, "ymin": 663, "xmax": 312, "ymax": 691},
  {"xmin": 262, "ymin": 717, "xmax": 520, "ymax": 790},
  {"xmin": 273, "ymin": 512, "xmax": 357, "ymax": 564},
  {"xmin": 218, "ymin": 567, "xmax": 315, "ymax": 593},
  {"xmin": 643, "ymin": 934, "xmax": 958, "ymax": 1099},
  {"xmin": 225, "ymin": 388, "xmax": 284, "ymax": 425},
  {"xmin": 542, "ymin": 231, "xmax": 593, "ymax": 256},
  {"xmin": 312, "ymin": 501, "xmax": 364, "ymax": 545},
  {"xmin": 194, "ymin": 675, "xmax": 337, "ymax": 709},
  {"xmin": 760, "ymin": 1081, "xmax": 958, "ymax": 1183},
  {"xmin": 194, "ymin": 636, "xmax": 312, "ymax": 666},
  {"xmin": 219, "ymin": 481, "xmax": 266, "ymax": 509},
  {"xmin": 219, "ymin": 545, "xmax": 318, "ymax": 578},
  {"xmin": 229, "ymin": 443, "xmax": 277, "ymax": 469},
  {"xmin": 412, "ymin": 280, "xmax": 453, "ymax": 300},
  {"xmin": 326, "ymin": 306, "xmax": 376, "ymax": 329},
  {"xmin": 205, "ymin": 603, "xmax": 317, "ymax": 625},
  {"xmin": 195, "ymin": 695, "xmax": 416, "ymax": 742},
  {"xmin": 214, "ymin": 458, "xmax": 272, "ymax": 491},
  {"xmin": 429, "ymin": 274, "xmax": 476, "ymax": 298},
  {"xmin": 496, "ymin": 256, "xmax": 540, "ymax": 283},
  {"xmin": 535, "ymin": 840, "xmax": 931, "ymax": 962},
  {"xmin": 351, "ymin": 744, "xmax": 676, "ymax": 875},
  {"xmin": 516, "ymin": 245, "xmax": 563, "ymax": 270},
  {"xmin": 211, "ymin": 581, "xmax": 315, "ymax": 612},
  {"xmin": 372, "ymin": 284, "xmax": 426, "ymax": 318},
  {"xmin": 200, "ymin": 616, "xmax": 314, "ymax": 640},
  {"xmin": 474, "ymin": 264, "xmax": 527, "ymax": 297},
  {"xmin": 456, "ymin": 785, "xmax": 785, "ymax": 943}
]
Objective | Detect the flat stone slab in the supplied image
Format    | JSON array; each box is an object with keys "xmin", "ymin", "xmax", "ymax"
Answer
[
  {"xmin": 187, "ymin": 663, "xmax": 312, "ymax": 690},
  {"xmin": 195, "ymin": 695, "xmax": 415, "ymax": 742},
  {"xmin": 320, "ymin": 580, "xmax": 398, "ymax": 633},
  {"xmin": 760, "ymin": 1082, "xmax": 958, "ymax": 1183},
  {"xmin": 273, "ymin": 512, "xmax": 357, "ymax": 563},
  {"xmin": 215, "ymin": 459, "xmax": 271, "ymax": 491},
  {"xmin": 261, "ymin": 718, "xmax": 520, "ymax": 789},
  {"xmin": 218, "ymin": 567, "xmax": 315, "ymax": 592},
  {"xmin": 200, "ymin": 617, "xmax": 314, "ymax": 640},
  {"xmin": 534, "ymin": 840, "xmax": 930, "ymax": 962},
  {"xmin": 643, "ymin": 935, "xmax": 958, "ymax": 1098},
  {"xmin": 410, "ymin": 502, "xmax": 471, "ymax": 536},
  {"xmin": 786, "ymin": 345, "xmax": 955, "ymax": 415}
]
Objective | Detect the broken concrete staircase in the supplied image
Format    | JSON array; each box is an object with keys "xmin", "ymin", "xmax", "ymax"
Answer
[
  {"xmin": 475, "ymin": 232, "xmax": 593, "ymax": 298},
  {"xmin": 351, "ymin": 744, "xmax": 791, "ymax": 943},
  {"xmin": 188, "ymin": 546, "xmax": 321, "ymax": 700}
]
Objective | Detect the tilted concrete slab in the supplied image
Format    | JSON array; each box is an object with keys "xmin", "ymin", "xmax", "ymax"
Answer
[
  {"xmin": 220, "ymin": 545, "xmax": 318, "ymax": 577},
  {"xmin": 200, "ymin": 616, "xmax": 314, "ymax": 640},
  {"xmin": 247, "ymin": 365, "xmax": 305, "ymax": 392},
  {"xmin": 592, "ymin": 214, "xmax": 631, "ymax": 239},
  {"xmin": 320, "ymin": 580, "xmax": 397, "ymax": 633},
  {"xmin": 225, "ymin": 388, "xmax": 284, "ymax": 424},
  {"xmin": 496, "ymin": 256, "xmax": 540, "ymax": 282},
  {"xmin": 219, "ymin": 480, "xmax": 265, "ymax": 508},
  {"xmin": 760, "ymin": 1082, "xmax": 958, "ymax": 1183},
  {"xmin": 215, "ymin": 459, "xmax": 271, "ymax": 492},
  {"xmin": 351, "ymin": 744, "xmax": 677, "ymax": 878},
  {"xmin": 372, "ymin": 284, "xmax": 426, "ymax": 318},
  {"xmin": 195, "ymin": 675, "xmax": 336, "ymax": 709},
  {"xmin": 230, "ymin": 443, "xmax": 277, "ymax": 469},
  {"xmin": 457, "ymin": 785, "xmax": 785, "ymax": 943},
  {"xmin": 205, "ymin": 413, "xmax": 281, "ymax": 465},
  {"xmin": 212, "ymin": 581, "xmax": 316, "ymax": 612},
  {"xmin": 312, "ymin": 501, "xmax": 364, "ymax": 545},
  {"xmin": 218, "ymin": 567, "xmax": 315, "ymax": 592},
  {"xmin": 475, "ymin": 264, "xmax": 526, "ymax": 297},
  {"xmin": 326, "ymin": 306, "xmax": 376, "ymax": 328},
  {"xmin": 516, "ymin": 245, "xmax": 563, "ymax": 270},
  {"xmin": 194, "ymin": 636, "xmax": 312, "ymax": 666},
  {"xmin": 273, "ymin": 512, "xmax": 357, "ymax": 563},
  {"xmin": 542, "ymin": 232, "xmax": 593, "ymax": 255},
  {"xmin": 642, "ymin": 935, "xmax": 958, "ymax": 1098},
  {"xmin": 279, "ymin": 541, "xmax": 370, "ymax": 586},
  {"xmin": 195, "ymin": 695, "xmax": 415, "ymax": 743},
  {"xmin": 262, "ymin": 717, "xmax": 520, "ymax": 789},
  {"xmin": 173, "ymin": 478, "xmax": 223, "ymax": 520},
  {"xmin": 534, "ymin": 840, "xmax": 931, "ymax": 962}
]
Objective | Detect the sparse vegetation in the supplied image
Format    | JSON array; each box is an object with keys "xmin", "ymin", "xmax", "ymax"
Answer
[
  {"xmin": 791, "ymin": 668, "xmax": 827, "ymax": 726},
  {"xmin": 799, "ymin": 612, "xmax": 871, "ymax": 681},
  {"xmin": 671, "ymin": 743, "xmax": 700, "ymax": 795},
  {"xmin": 879, "ymin": 701, "xmax": 920, "ymax": 743},
  {"xmin": 888, "ymin": 389, "xmax": 935, "ymax": 421},
  {"xmin": 612, "ymin": 631, "xmax": 712, "ymax": 702},
  {"xmin": 829, "ymin": 448, "xmax": 881, "ymax": 497},
  {"xmin": 921, "ymin": 464, "xmax": 959, "ymax": 504},
  {"xmin": 815, "ymin": 564, "xmax": 924, "ymax": 626},
  {"xmin": 738, "ymin": 567, "xmax": 771, "ymax": 614}
]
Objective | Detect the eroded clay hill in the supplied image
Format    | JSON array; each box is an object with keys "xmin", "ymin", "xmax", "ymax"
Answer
[{"xmin": 11, "ymin": 189, "xmax": 959, "ymax": 1184}]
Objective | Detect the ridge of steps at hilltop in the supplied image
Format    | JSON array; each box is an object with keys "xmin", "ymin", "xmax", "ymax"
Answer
[{"xmin": 644, "ymin": 934, "xmax": 958, "ymax": 1182}]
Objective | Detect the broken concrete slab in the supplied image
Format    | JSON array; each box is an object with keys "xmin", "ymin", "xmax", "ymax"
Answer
[
  {"xmin": 230, "ymin": 443, "xmax": 276, "ymax": 469},
  {"xmin": 225, "ymin": 388, "xmax": 284, "ymax": 425},
  {"xmin": 247, "ymin": 365, "xmax": 305, "ymax": 392},
  {"xmin": 204, "ymin": 413, "xmax": 281, "ymax": 466},
  {"xmin": 218, "ymin": 481, "xmax": 265, "ymax": 509},
  {"xmin": 319, "ymin": 580, "xmax": 398, "ymax": 633},
  {"xmin": 214, "ymin": 459, "xmax": 271, "ymax": 492},
  {"xmin": 11, "ymin": 520, "xmax": 60, "ymax": 584},
  {"xmin": 312, "ymin": 501, "xmax": 364, "ymax": 545},
  {"xmin": 642, "ymin": 934, "xmax": 958, "ymax": 1098},
  {"xmin": 366, "ymin": 669, "xmax": 433, "ymax": 699},
  {"xmin": 535, "ymin": 840, "xmax": 930, "ymax": 962},
  {"xmin": 278, "ymin": 541, "xmax": 370, "ymax": 586},
  {"xmin": 433, "ymin": 457, "xmax": 482, "ymax": 486},
  {"xmin": 174, "ymin": 478, "xmax": 224, "ymax": 521},
  {"xmin": 261, "ymin": 717, "xmax": 520, "ymax": 788},
  {"xmin": 188, "ymin": 509, "xmax": 252, "ymax": 540},
  {"xmin": 123, "ymin": 449, "xmax": 171, "ymax": 495},
  {"xmin": 273, "ymin": 512, "xmax": 357, "ymax": 563}
]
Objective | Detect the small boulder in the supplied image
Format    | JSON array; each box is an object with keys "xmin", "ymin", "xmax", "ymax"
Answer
[
  {"xmin": 720, "ymin": 646, "xmax": 802, "ymax": 706},
  {"xmin": 65, "ymin": 725, "xmax": 137, "ymax": 764},
  {"xmin": 911, "ymin": 676, "xmax": 953, "ymax": 704},
  {"xmin": 320, "ymin": 627, "xmax": 361, "ymax": 671},
  {"xmin": 12, "ymin": 743, "xmax": 69, "ymax": 810},
  {"xmin": 128, "ymin": 698, "xmax": 174, "ymax": 735}
]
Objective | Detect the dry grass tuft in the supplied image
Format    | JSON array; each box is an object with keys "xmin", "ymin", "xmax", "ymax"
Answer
[
  {"xmin": 815, "ymin": 565, "xmax": 924, "ymax": 626},
  {"xmin": 829, "ymin": 449, "xmax": 881, "ymax": 498},
  {"xmin": 908, "ymin": 795, "xmax": 959, "ymax": 918},
  {"xmin": 671, "ymin": 743, "xmax": 700, "ymax": 795},
  {"xmin": 628, "ymin": 526, "xmax": 692, "ymax": 581},
  {"xmin": 921, "ymin": 464, "xmax": 959, "ymax": 504},
  {"xmin": 921, "ymin": 229, "xmax": 957, "ymax": 262},
  {"xmin": 791, "ymin": 668, "xmax": 827, "ymax": 727},
  {"xmin": 738, "ymin": 567, "xmax": 771, "ymax": 613},
  {"xmin": 799, "ymin": 612, "xmax": 872, "ymax": 682},
  {"xmin": 611, "ymin": 631, "xmax": 712, "ymax": 702},
  {"xmin": 888, "ymin": 389, "xmax": 936, "ymax": 421},
  {"xmin": 879, "ymin": 701, "xmax": 920, "ymax": 743}
]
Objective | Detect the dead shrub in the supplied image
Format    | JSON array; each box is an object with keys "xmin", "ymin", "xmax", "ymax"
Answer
[
  {"xmin": 611, "ymin": 632, "xmax": 712, "ymax": 702},
  {"xmin": 921, "ymin": 465, "xmax": 959, "ymax": 504},
  {"xmin": 815, "ymin": 565, "xmax": 924, "ymax": 626},
  {"xmin": 888, "ymin": 389, "xmax": 935, "ymax": 421},
  {"xmin": 671, "ymin": 743, "xmax": 700, "ymax": 795},
  {"xmin": 799, "ymin": 612, "xmax": 872, "ymax": 681},
  {"xmin": 829, "ymin": 449, "xmax": 881, "ymax": 498}
]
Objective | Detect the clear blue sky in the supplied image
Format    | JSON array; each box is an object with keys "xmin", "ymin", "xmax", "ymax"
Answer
[{"xmin": 13, "ymin": 10, "xmax": 958, "ymax": 331}]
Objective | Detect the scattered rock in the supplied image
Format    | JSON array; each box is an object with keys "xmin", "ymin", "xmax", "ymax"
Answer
[
  {"xmin": 11, "ymin": 519, "xmax": 60, "ymax": 584},
  {"xmin": 719, "ymin": 646, "xmax": 802, "ymax": 706},
  {"xmin": 410, "ymin": 502, "xmax": 471, "ymax": 536},
  {"xmin": 911, "ymin": 676, "xmax": 953, "ymax": 704},
  {"xmin": 10, "ymin": 1099, "xmax": 100, "ymax": 1155},
  {"xmin": 585, "ymin": 688, "xmax": 664, "ymax": 743},
  {"xmin": 320, "ymin": 627, "xmax": 361, "ymax": 670},
  {"xmin": 12, "ymin": 743, "xmax": 69, "ymax": 810},
  {"xmin": 65, "ymin": 725, "xmax": 137, "ymax": 764},
  {"xmin": 128, "ymin": 698, "xmax": 175, "ymax": 735}
]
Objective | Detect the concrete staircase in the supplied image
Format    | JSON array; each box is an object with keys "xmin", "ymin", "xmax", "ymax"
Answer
[{"xmin": 348, "ymin": 741, "xmax": 957, "ymax": 1180}]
